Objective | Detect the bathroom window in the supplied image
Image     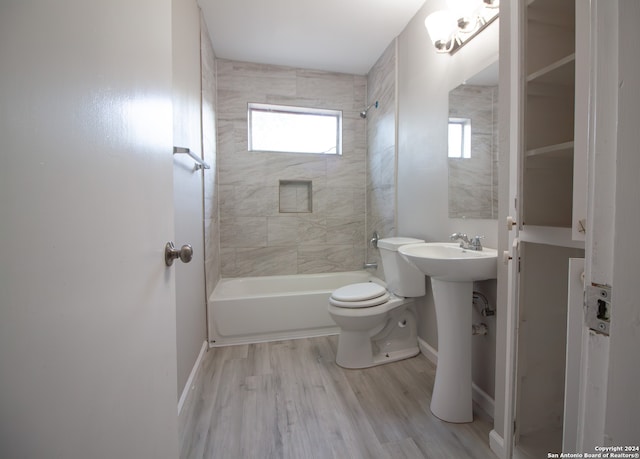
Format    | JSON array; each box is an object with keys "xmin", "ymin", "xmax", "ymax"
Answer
[
  {"xmin": 448, "ymin": 117, "xmax": 471, "ymax": 158},
  {"xmin": 248, "ymin": 103, "xmax": 342, "ymax": 155}
]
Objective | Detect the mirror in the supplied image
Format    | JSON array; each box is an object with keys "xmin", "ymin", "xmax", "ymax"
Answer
[{"xmin": 448, "ymin": 61, "xmax": 499, "ymax": 219}]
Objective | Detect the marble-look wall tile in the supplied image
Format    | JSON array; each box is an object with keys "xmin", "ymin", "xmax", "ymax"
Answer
[
  {"xmin": 368, "ymin": 144, "xmax": 396, "ymax": 188},
  {"xmin": 234, "ymin": 247, "xmax": 298, "ymax": 277},
  {"xmin": 219, "ymin": 247, "xmax": 237, "ymax": 277},
  {"xmin": 297, "ymin": 245, "xmax": 364, "ymax": 274},
  {"xmin": 326, "ymin": 150, "xmax": 366, "ymax": 189},
  {"xmin": 327, "ymin": 218, "xmax": 366, "ymax": 245},
  {"xmin": 369, "ymin": 111, "xmax": 396, "ymax": 159},
  {"xmin": 368, "ymin": 185, "xmax": 396, "ymax": 221},
  {"xmin": 218, "ymin": 152, "xmax": 269, "ymax": 187},
  {"xmin": 296, "ymin": 215, "xmax": 328, "ymax": 245},
  {"xmin": 216, "ymin": 59, "xmax": 367, "ymax": 277},
  {"xmin": 296, "ymin": 70, "xmax": 356, "ymax": 106},
  {"xmin": 325, "ymin": 187, "xmax": 366, "ymax": 219},
  {"xmin": 220, "ymin": 217, "xmax": 268, "ymax": 248},
  {"xmin": 201, "ymin": 15, "xmax": 220, "ymax": 297},
  {"xmin": 367, "ymin": 41, "xmax": 395, "ymax": 107},
  {"xmin": 220, "ymin": 185, "xmax": 279, "ymax": 217},
  {"xmin": 367, "ymin": 213, "xmax": 395, "ymax": 244},
  {"xmin": 217, "ymin": 60, "xmax": 297, "ymax": 99},
  {"xmin": 267, "ymin": 216, "xmax": 299, "ymax": 246},
  {"xmin": 353, "ymin": 78, "xmax": 367, "ymax": 111},
  {"xmin": 265, "ymin": 154, "xmax": 327, "ymax": 184},
  {"xmin": 366, "ymin": 41, "xmax": 397, "ymax": 277}
]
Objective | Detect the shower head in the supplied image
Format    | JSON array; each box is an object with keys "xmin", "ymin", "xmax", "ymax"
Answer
[{"xmin": 359, "ymin": 100, "xmax": 379, "ymax": 118}]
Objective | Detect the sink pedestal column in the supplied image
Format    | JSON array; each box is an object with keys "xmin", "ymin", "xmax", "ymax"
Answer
[{"xmin": 430, "ymin": 278, "xmax": 473, "ymax": 423}]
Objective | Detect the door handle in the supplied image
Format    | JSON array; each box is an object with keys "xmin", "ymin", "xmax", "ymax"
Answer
[{"xmin": 165, "ymin": 242, "xmax": 193, "ymax": 266}]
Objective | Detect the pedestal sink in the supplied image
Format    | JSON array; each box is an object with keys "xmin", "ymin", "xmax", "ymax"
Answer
[{"xmin": 398, "ymin": 242, "xmax": 497, "ymax": 423}]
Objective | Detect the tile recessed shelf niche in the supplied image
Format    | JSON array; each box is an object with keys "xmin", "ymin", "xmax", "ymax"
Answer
[{"xmin": 279, "ymin": 180, "xmax": 312, "ymax": 213}]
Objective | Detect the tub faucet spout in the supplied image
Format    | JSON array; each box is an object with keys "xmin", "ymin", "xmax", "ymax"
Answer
[{"xmin": 363, "ymin": 262, "xmax": 378, "ymax": 270}]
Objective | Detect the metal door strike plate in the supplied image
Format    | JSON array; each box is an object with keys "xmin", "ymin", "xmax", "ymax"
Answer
[{"xmin": 585, "ymin": 284, "xmax": 612, "ymax": 336}]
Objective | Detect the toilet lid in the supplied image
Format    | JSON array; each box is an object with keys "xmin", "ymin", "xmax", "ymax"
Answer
[{"xmin": 330, "ymin": 282, "xmax": 390, "ymax": 308}]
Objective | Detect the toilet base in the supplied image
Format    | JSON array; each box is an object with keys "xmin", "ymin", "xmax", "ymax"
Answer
[
  {"xmin": 333, "ymin": 303, "xmax": 419, "ymax": 369},
  {"xmin": 336, "ymin": 339, "xmax": 419, "ymax": 369},
  {"xmin": 371, "ymin": 345, "xmax": 420, "ymax": 367}
]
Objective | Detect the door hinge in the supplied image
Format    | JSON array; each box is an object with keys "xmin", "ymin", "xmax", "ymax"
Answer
[{"xmin": 585, "ymin": 284, "xmax": 612, "ymax": 335}]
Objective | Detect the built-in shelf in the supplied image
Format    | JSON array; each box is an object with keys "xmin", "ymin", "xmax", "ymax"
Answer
[
  {"xmin": 526, "ymin": 141, "xmax": 574, "ymax": 158},
  {"xmin": 519, "ymin": 225, "xmax": 585, "ymax": 249},
  {"xmin": 279, "ymin": 180, "xmax": 312, "ymax": 213},
  {"xmin": 527, "ymin": 53, "xmax": 575, "ymax": 85}
]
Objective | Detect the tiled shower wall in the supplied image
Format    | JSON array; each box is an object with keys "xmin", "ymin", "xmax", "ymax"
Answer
[
  {"xmin": 216, "ymin": 59, "xmax": 367, "ymax": 277},
  {"xmin": 366, "ymin": 41, "xmax": 397, "ymax": 274},
  {"xmin": 201, "ymin": 15, "xmax": 220, "ymax": 297}
]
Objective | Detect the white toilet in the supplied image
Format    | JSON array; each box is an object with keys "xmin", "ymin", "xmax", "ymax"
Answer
[{"xmin": 328, "ymin": 237, "xmax": 426, "ymax": 369}]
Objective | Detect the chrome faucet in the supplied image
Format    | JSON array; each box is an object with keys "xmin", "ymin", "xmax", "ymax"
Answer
[
  {"xmin": 450, "ymin": 233, "xmax": 484, "ymax": 251},
  {"xmin": 370, "ymin": 231, "xmax": 379, "ymax": 249},
  {"xmin": 450, "ymin": 232, "xmax": 470, "ymax": 246}
]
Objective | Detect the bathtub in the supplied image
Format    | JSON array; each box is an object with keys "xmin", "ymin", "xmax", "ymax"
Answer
[{"xmin": 208, "ymin": 271, "xmax": 379, "ymax": 347}]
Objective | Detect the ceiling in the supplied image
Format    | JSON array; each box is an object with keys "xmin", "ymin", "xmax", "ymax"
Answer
[{"xmin": 197, "ymin": 0, "xmax": 427, "ymax": 76}]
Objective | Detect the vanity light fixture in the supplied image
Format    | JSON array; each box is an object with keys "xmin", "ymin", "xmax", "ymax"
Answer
[{"xmin": 425, "ymin": 0, "xmax": 499, "ymax": 54}]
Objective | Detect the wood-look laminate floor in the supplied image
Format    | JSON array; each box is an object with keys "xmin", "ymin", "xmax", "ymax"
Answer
[{"xmin": 178, "ymin": 336, "xmax": 496, "ymax": 459}]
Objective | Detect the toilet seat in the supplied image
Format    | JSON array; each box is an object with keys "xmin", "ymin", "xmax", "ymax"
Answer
[{"xmin": 329, "ymin": 282, "xmax": 390, "ymax": 308}]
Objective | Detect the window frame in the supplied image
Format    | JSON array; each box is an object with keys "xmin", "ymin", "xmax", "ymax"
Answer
[
  {"xmin": 448, "ymin": 117, "xmax": 472, "ymax": 159},
  {"xmin": 247, "ymin": 102, "xmax": 343, "ymax": 155}
]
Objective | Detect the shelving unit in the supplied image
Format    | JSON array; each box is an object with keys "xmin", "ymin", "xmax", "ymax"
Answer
[
  {"xmin": 522, "ymin": 0, "xmax": 576, "ymax": 228},
  {"xmin": 511, "ymin": 0, "xmax": 586, "ymax": 457}
]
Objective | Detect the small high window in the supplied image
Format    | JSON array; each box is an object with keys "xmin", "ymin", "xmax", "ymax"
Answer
[
  {"xmin": 248, "ymin": 103, "xmax": 342, "ymax": 155},
  {"xmin": 448, "ymin": 117, "xmax": 471, "ymax": 158}
]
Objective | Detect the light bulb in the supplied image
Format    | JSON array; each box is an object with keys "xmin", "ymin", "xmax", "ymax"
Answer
[
  {"xmin": 424, "ymin": 10, "xmax": 457, "ymax": 53},
  {"xmin": 446, "ymin": 0, "xmax": 483, "ymax": 33}
]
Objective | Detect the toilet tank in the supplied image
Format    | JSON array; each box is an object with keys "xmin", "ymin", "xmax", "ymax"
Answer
[{"xmin": 377, "ymin": 237, "xmax": 426, "ymax": 297}]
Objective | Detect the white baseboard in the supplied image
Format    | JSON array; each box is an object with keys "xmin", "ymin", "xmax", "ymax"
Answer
[
  {"xmin": 489, "ymin": 429, "xmax": 505, "ymax": 459},
  {"xmin": 177, "ymin": 340, "xmax": 208, "ymax": 415},
  {"xmin": 417, "ymin": 337, "xmax": 495, "ymax": 418},
  {"xmin": 418, "ymin": 337, "xmax": 438, "ymax": 364},
  {"xmin": 472, "ymin": 382, "xmax": 495, "ymax": 419}
]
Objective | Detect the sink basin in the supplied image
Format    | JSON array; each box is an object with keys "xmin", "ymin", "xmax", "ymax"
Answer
[{"xmin": 398, "ymin": 242, "xmax": 497, "ymax": 282}]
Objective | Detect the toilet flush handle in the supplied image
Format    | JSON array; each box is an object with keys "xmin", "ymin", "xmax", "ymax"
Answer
[{"xmin": 164, "ymin": 242, "xmax": 193, "ymax": 266}]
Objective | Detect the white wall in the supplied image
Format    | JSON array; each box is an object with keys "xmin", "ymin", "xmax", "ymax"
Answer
[{"xmin": 395, "ymin": 0, "xmax": 499, "ymax": 399}]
